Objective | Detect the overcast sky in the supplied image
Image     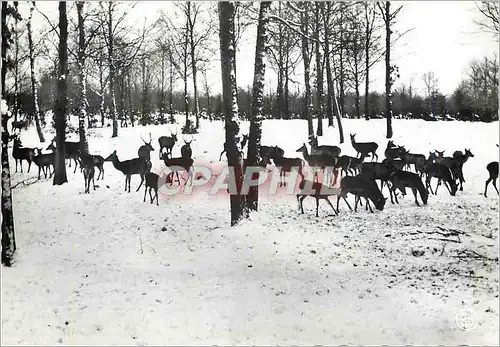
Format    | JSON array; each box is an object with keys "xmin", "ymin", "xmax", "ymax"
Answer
[{"xmin": 28, "ymin": 1, "xmax": 499, "ymax": 97}]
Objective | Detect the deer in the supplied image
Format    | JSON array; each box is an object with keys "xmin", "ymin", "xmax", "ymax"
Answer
[
  {"xmin": 309, "ymin": 136, "xmax": 341, "ymax": 159},
  {"xmin": 181, "ymin": 137, "xmax": 193, "ymax": 158},
  {"xmin": 336, "ymin": 175, "xmax": 387, "ymax": 213},
  {"xmin": 79, "ymin": 153, "xmax": 105, "ymax": 180},
  {"xmin": 32, "ymin": 148, "xmax": 55, "ymax": 180},
  {"xmin": 484, "ymin": 161, "xmax": 499, "ymax": 197},
  {"xmin": 46, "ymin": 139, "xmax": 83, "ymax": 173},
  {"xmin": 79, "ymin": 154, "xmax": 96, "ymax": 194},
  {"xmin": 105, "ymin": 150, "xmax": 150, "ymax": 193},
  {"xmin": 272, "ymin": 155, "xmax": 304, "ymax": 187},
  {"xmin": 350, "ymin": 133, "xmax": 378, "ymax": 162},
  {"xmin": 384, "ymin": 140, "xmax": 406, "ymax": 161},
  {"xmin": 401, "ymin": 149, "xmax": 427, "ymax": 173},
  {"xmin": 143, "ymin": 172, "xmax": 159, "ymax": 205},
  {"xmin": 219, "ymin": 134, "xmax": 249, "ymax": 161},
  {"xmin": 260, "ymin": 145, "xmax": 284, "ymax": 165},
  {"xmin": 388, "ymin": 170, "xmax": 428, "ymax": 206},
  {"xmin": 423, "ymin": 162, "xmax": 457, "ymax": 196},
  {"xmin": 296, "ymin": 143, "xmax": 337, "ymax": 185},
  {"xmin": 12, "ymin": 134, "xmax": 36, "ymax": 173},
  {"xmin": 296, "ymin": 178, "xmax": 339, "ymax": 217},
  {"xmin": 11, "ymin": 119, "xmax": 28, "ymax": 132},
  {"xmin": 358, "ymin": 161, "xmax": 395, "ymax": 192},
  {"xmin": 162, "ymin": 153, "xmax": 194, "ymax": 186},
  {"xmin": 138, "ymin": 133, "xmax": 154, "ymax": 161},
  {"xmin": 158, "ymin": 130, "xmax": 178, "ymax": 160},
  {"xmin": 450, "ymin": 149, "xmax": 474, "ymax": 191}
]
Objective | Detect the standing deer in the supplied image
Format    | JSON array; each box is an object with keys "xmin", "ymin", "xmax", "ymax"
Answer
[
  {"xmin": 451, "ymin": 149, "xmax": 474, "ymax": 191},
  {"xmin": 296, "ymin": 178, "xmax": 339, "ymax": 217},
  {"xmin": 162, "ymin": 153, "xmax": 194, "ymax": 186},
  {"xmin": 32, "ymin": 148, "xmax": 55, "ymax": 179},
  {"xmin": 181, "ymin": 137, "xmax": 193, "ymax": 158},
  {"xmin": 219, "ymin": 134, "xmax": 249, "ymax": 161},
  {"xmin": 296, "ymin": 143, "xmax": 337, "ymax": 185},
  {"xmin": 336, "ymin": 175, "xmax": 387, "ymax": 213},
  {"xmin": 158, "ymin": 130, "xmax": 178, "ymax": 159},
  {"xmin": 79, "ymin": 153, "xmax": 105, "ymax": 180},
  {"xmin": 144, "ymin": 172, "xmax": 159, "ymax": 205},
  {"xmin": 80, "ymin": 153, "xmax": 96, "ymax": 193},
  {"xmin": 12, "ymin": 134, "xmax": 36, "ymax": 173},
  {"xmin": 350, "ymin": 133, "xmax": 378, "ymax": 162},
  {"xmin": 46, "ymin": 139, "xmax": 83, "ymax": 173},
  {"xmin": 105, "ymin": 150, "xmax": 149, "ymax": 193},
  {"xmin": 388, "ymin": 170, "xmax": 428, "ymax": 206},
  {"xmin": 423, "ymin": 162, "xmax": 457, "ymax": 196},
  {"xmin": 138, "ymin": 133, "xmax": 154, "ymax": 161},
  {"xmin": 309, "ymin": 136, "xmax": 341, "ymax": 159},
  {"xmin": 272, "ymin": 155, "xmax": 304, "ymax": 187},
  {"xmin": 484, "ymin": 161, "xmax": 499, "ymax": 197}
]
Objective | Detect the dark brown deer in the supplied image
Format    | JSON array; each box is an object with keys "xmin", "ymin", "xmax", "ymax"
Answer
[
  {"xmin": 105, "ymin": 151, "xmax": 149, "ymax": 193},
  {"xmin": 12, "ymin": 134, "xmax": 36, "ymax": 173},
  {"xmin": 296, "ymin": 178, "xmax": 339, "ymax": 217},
  {"xmin": 138, "ymin": 133, "xmax": 154, "ymax": 161},
  {"xmin": 451, "ymin": 149, "xmax": 474, "ymax": 191},
  {"xmin": 484, "ymin": 161, "xmax": 499, "ymax": 198},
  {"xmin": 33, "ymin": 148, "xmax": 55, "ymax": 179},
  {"xmin": 181, "ymin": 137, "xmax": 193, "ymax": 158},
  {"xmin": 423, "ymin": 162, "xmax": 457, "ymax": 196},
  {"xmin": 260, "ymin": 145, "xmax": 284, "ymax": 165},
  {"xmin": 158, "ymin": 130, "xmax": 178, "ymax": 160},
  {"xmin": 143, "ymin": 172, "xmax": 159, "ymax": 205},
  {"xmin": 296, "ymin": 143, "xmax": 337, "ymax": 185},
  {"xmin": 358, "ymin": 161, "xmax": 395, "ymax": 192},
  {"xmin": 350, "ymin": 133, "xmax": 378, "ymax": 162},
  {"xmin": 219, "ymin": 134, "xmax": 249, "ymax": 161},
  {"xmin": 272, "ymin": 155, "xmax": 304, "ymax": 187},
  {"xmin": 336, "ymin": 175, "xmax": 387, "ymax": 213},
  {"xmin": 46, "ymin": 139, "xmax": 82, "ymax": 173},
  {"xmin": 309, "ymin": 136, "xmax": 341, "ymax": 159},
  {"xmin": 79, "ymin": 154, "xmax": 96, "ymax": 194},
  {"xmin": 389, "ymin": 170, "xmax": 428, "ymax": 206},
  {"xmin": 162, "ymin": 153, "xmax": 194, "ymax": 186},
  {"xmin": 79, "ymin": 153, "xmax": 105, "ymax": 180},
  {"xmin": 384, "ymin": 140, "xmax": 406, "ymax": 161}
]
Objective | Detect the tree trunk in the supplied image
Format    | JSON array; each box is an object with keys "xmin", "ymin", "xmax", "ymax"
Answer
[
  {"xmin": 169, "ymin": 59, "xmax": 174, "ymax": 123},
  {"xmin": 384, "ymin": 1, "xmax": 393, "ymax": 139},
  {"xmin": 160, "ymin": 51, "xmax": 165, "ymax": 123},
  {"xmin": 13, "ymin": 1, "xmax": 19, "ymax": 123},
  {"xmin": 300, "ymin": 3, "xmax": 314, "ymax": 137},
  {"xmin": 98, "ymin": 57, "xmax": 105, "ymax": 127},
  {"xmin": 183, "ymin": 18, "xmax": 190, "ymax": 129},
  {"xmin": 323, "ymin": 2, "xmax": 334, "ymax": 127},
  {"xmin": 364, "ymin": 2, "xmax": 371, "ymax": 121},
  {"xmin": 354, "ymin": 54, "xmax": 361, "ymax": 119},
  {"xmin": 188, "ymin": 23, "xmax": 200, "ymax": 127},
  {"xmin": 219, "ymin": 1, "xmax": 248, "ymax": 226},
  {"xmin": 76, "ymin": 2, "xmax": 89, "ymax": 154},
  {"xmin": 53, "ymin": 1, "xmax": 68, "ymax": 186},
  {"xmin": 107, "ymin": 2, "xmax": 118, "ymax": 138},
  {"xmin": 1, "ymin": 1, "xmax": 16, "ymax": 267},
  {"xmin": 28, "ymin": 2, "xmax": 45, "ymax": 142},
  {"xmin": 339, "ymin": 2, "xmax": 345, "ymax": 119},
  {"xmin": 246, "ymin": 1, "xmax": 270, "ymax": 211},
  {"xmin": 314, "ymin": 2, "xmax": 324, "ymax": 136}
]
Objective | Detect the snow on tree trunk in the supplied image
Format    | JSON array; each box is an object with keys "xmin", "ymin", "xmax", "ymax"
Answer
[
  {"xmin": 364, "ymin": 1, "xmax": 371, "ymax": 121},
  {"xmin": 246, "ymin": 1, "xmax": 271, "ymax": 212},
  {"xmin": 28, "ymin": 2, "xmax": 45, "ymax": 143},
  {"xmin": 383, "ymin": 1, "xmax": 393, "ymax": 139},
  {"xmin": 98, "ymin": 57, "xmax": 106, "ymax": 127},
  {"xmin": 107, "ymin": 2, "xmax": 118, "ymax": 138},
  {"xmin": 2, "ymin": 3, "xmax": 16, "ymax": 267},
  {"xmin": 219, "ymin": 1, "xmax": 248, "ymax": 226},
  {"xmin": 300, "ymin": 4, "xmax": 314, "ymax": 138},
  {"xmin": 76, "ymin": 2, "xmax": 89, "ymax": 154},
  {"xmin": 315, "ymin": 2, "xmax": 324, "ymax": 136},
  {"xmin": 323, "ymin": 2, "xmax": 334, "ymax": 128},
  {"xmin": 13, "ymin": 1, "xmax": 19, "ymax": 124},
  {"xmin": 53, "ymin": 1, "xmax": 68, "ymax": 186}
]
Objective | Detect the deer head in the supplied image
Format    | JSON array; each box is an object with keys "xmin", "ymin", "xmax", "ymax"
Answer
[
  {"xmin": 465, "ymin": 148, "xmax": 474, "ymax": 158},
  {"xmin": 434, "ymin": 150, "xmax": 444, "ymax": 158},
  {"xmin": 170, "ymin": 130, "xmax": 178, "ymax": 143},
  {"xmin": 141, "ymin": 133, "xmax": 154, "ymax": 151}
]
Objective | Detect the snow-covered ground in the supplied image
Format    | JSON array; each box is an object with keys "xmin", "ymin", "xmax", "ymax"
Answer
[{"xmin": 2, "ymin": 117, "xmax": 499, "ymax": 345}]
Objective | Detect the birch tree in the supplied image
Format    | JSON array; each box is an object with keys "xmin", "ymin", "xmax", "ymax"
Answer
[
  {"xmin": 246, "ymin": 1, "xmax": 271, "ymax": 211},
  {"xmin": 219, "ymin": 1, "xmax": 248, "ymax": 226},
  {"xmin": 53, "ymin": 1, "xmax": 68, "ymax": 185},
  {"xmin": 27, "ymin": 1, "xmax": 45, "ymax": 142}
]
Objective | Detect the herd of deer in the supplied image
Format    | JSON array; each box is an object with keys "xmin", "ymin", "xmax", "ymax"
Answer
[{"xmin": 9, "ymin": 129, "xmax": 500, "ymax": 216}]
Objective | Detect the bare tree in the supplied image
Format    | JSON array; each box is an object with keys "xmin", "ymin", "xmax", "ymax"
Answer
[
  {"xmin": 475, "ymin": 1, "xmax": 499, "ymax": 36},
  {"xmin": 422, "ymin": 71, "xmax": 439, "ymax": 113},
  {"xmin": 76, "ymin": 1, "xmax": 89, "ymax": 153},
  {"xmin": 53, "ymin": 1, "xmax": 68, "ymax": 185},
  {"xmin": 219, "ymin": 1, "xmax": 248, "ymax": 226},
  {"xmin": 246, "ymin": 1, "xmax": 271, "ymax": 211},
  {"xmin": 298, "ymin": 1, "xmax": 314, "ymax": 137},
  {"xmin": 27, "ymin": 1, "xmax": 45, "ymax": 142},
  {"xmin": 378, "ymin": 1, "xmax": 403, "ymax": 139},
  {"xmin": 2, "ymin": 1, "xmax": 21, "ymax": 267},
  {"xmin": 314, "ymin": 2, "xmax": 324, "ymax": 136}
]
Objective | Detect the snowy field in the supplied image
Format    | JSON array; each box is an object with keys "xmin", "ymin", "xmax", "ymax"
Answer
[{"xmin": 2, "ymin": 117, "xmax": 499, "ymax": 345}]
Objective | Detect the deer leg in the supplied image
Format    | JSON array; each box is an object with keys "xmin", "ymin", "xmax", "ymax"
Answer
[
  {"xmin": 411, "ymin": 188, "xmax": 419, "ymax": 206},
  {"xmin": 354, "ymin": 195, "xmax": 359, "ymax": 212},
  {"xmin": 219, "ymin": 150, "xmax": 225, "ymax": 161},
  {"xmin": 366, "ymin": 198, "xmax": 374, "ymax": 213},
  {"xmin": 299, "ymin": 195, "xmax": 307, "ymax": 214},
  {"xmin": 92, "ymin": 175, "xmax": 95, "ymax": 190},
  {"xmin": 20, "ymin": 160, "xmax": 23, "ymax": 173},
  {"xmin": 485, "ymin": 178, "xmax": 491, "ymax": 197},
  {"xmin": 315, "ymin": 197, "xmax": 320, "ymax": 217},
  {"xmin": 493, "ymin": 179, "xmax": 499, "ymax": 195},
  {"xmin": 155, "ymin": 188, "xmax": 159, "ymax": 205},
  {"xmin": 143, "ymin": 184, "xmax": 148, "ymax": 202},
  {"xmin": 149, "ymin": 187, "xmax": 154, "ymax": 204},
  {"xmin": 435, "ymin": 179, "xmax": 441, "ymax": 195},
  {"xmin": 27, "ymin": 160, "xmax": 32, "ymax": 173},
  {"xmin": 324, "ymin": 197, "xmax": 338, "ymax": 215},
  {"xmin": 124, "ymin": 176, "xmax": 128, "ymax": 191},
  {"xmin": 73, "ymin": 158, "xmax": 78, "ymax": 173},
  {"xmin": 136, "ymin": 174, "xmax": 145, "ymax": 192}
]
